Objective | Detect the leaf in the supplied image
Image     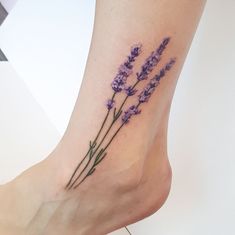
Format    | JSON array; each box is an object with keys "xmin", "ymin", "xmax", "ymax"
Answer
[
  {"xmin": 95, "ymin": 152, "xmax": 107, "ymax": 166},
  {"xmin": 95, "ymin": 148, "xmax": 104, "ymax": 162},
  {"xmin": 88, "ymin": 168, "xmax": 96, "ymax": 176},
  {"xmin": 90, "ymin": 140, "xmax": 96, "ymax": 149},
  {"xmin": 92, "ymin": 141, "xmax": 96, "ymax": 148}
]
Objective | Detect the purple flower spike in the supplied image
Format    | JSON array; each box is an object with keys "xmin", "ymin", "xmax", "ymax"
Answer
[
  {"xmin": 165, "ymin": 57, "xmax": 176, "ymax": 70},
  {"xmin": 137, "ymin": 37, "xmax": 171, "ymax": 81},
  {"xmin": 122, "ymin": 105, "xmax": 141, "ymax": 124},
  {"xmin": 111, "ymin": 44, "xmax": 142, "ymax": 93},
  {"xmin": 157, "ymin": 37, "xmax": 170, "ymax": 55},
  {"xmin": 155, "ymin": 58, "xmax": 176, "ymax": 81},
  {"xmin": 106, "ymin": 99, "xmax": 115, "ymax": 110},
  {"xmin": 125, "ymin": 86, "xmax": 137, "ymax": 96},
  {"xmin": 111, "ymin": 74, "xmax": 127, "ymax": 92},
  {"xmin": 130, "ymin": 44, "xmax": 142, "ymax": 58},
  {"xmin": 138, "ymin": 80, "xmax": 159, "ymax": 103},
  {"xmin": 139, "ymin": 58, "xmax": 176, "ymax": 103},
  {"xmin": 119, "ymin": 64, "xmax": 132, "ymax": 76}
]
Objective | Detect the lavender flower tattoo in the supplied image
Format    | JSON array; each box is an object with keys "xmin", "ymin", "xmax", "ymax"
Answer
[
  {"xmin": 111, "ymin": 44, "xmax": 142, "ymax": 93},
  {"xmin": 66, "ymin": 38, "xmax": 176, "ymax": 190}
]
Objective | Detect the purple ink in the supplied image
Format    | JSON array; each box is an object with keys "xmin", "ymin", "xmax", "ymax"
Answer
[{"xmin": 111, "ymin": 44, "xmax": 142, "ymax": 93}]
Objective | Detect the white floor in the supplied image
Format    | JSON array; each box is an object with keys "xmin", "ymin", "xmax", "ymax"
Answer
[{"xmin": 0, "ymin": 0, "xmax": 235, "ymax": 234}]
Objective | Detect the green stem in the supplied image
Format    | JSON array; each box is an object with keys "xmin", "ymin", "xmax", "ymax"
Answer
[
  {"xmin": 103, "ymin": 123, "xmax": 125, "ymax": 151},
  {"xmin": 73, "ymin": 101, "xmax": 142, "ymax": 189},
  {"xmin": 71, "ymin": 110, "xmax": 120, "ymax": 188},
  {"xmin": 74, "ymin": 122, "xmax": 125, "ymax": 189},
  {"xmin": 65, "ymin": 147, "xmax": 91, "ymax": 189},
  {"xmin": 65, "ymin": 92, "xmax": 116, "ymax": 189},
  {"xmin": 69, "ymin": 120, "xmax": 116, "ymax": 189},
  {"xmin": 68, "ymin": 148, "xmax": 105, "ymax": 190},
  {"xmin": 92, "ymin": 81, "xmax": 140, "ymax": 159},
  {"xmin": 91, "ymin": 119, "xmax": 115, "ymax": 158},
  {"xmin": 94, "ymin": 92, "xmax": 116, "ymax": 141},
  {"xmin": 71, "ymin": 83, "xmax": 141, "ymax": 189},
  {"xmin": 67, "ymin": 157, "xmax": 92, "ymax": 189}
]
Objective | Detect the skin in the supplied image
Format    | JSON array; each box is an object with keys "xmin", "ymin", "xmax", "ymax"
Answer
[{"xmin": 0, "ymin": 0, "xmax": 206, "ymax": 234}]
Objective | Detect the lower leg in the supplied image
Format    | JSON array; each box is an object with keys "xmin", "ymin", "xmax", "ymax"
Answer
[{"xmin": 0, "ymin": 0, "xmax": 206, "ymax": 234}]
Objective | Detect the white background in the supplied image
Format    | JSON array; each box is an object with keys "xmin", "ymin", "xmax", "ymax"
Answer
[{"xmin": 0, "ymin": 0, "xmax": 235, "ymax": 234}]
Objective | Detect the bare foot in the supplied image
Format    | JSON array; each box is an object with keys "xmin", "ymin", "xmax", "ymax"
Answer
[
  {"xmin": 0, "ymin": 0, "xmax": 205, "ymax": 233},
  {"xmin": 0, "ymin": 109, "xmax": 172, "ymax": 235},
  {"xmin": 44, "ymin": 108, "xmax": 172, "ymax": 235}
]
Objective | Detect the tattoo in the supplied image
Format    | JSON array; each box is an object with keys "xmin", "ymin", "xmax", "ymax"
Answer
[{"xmin": 66, "ymin": 37, "xmax": 176, "ymax": 190}]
